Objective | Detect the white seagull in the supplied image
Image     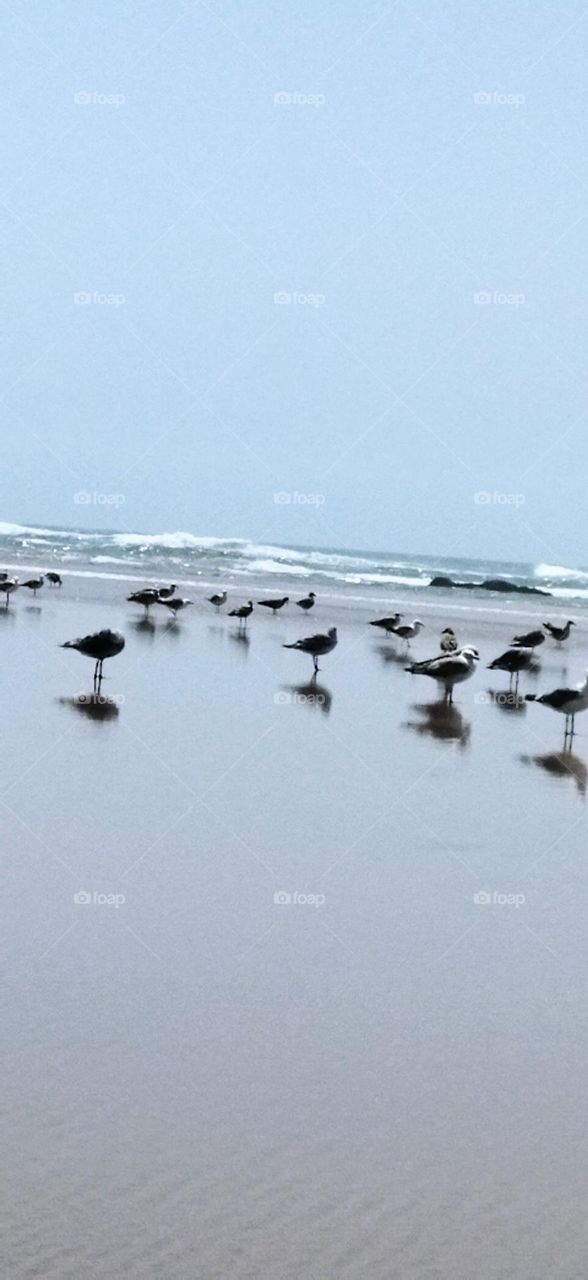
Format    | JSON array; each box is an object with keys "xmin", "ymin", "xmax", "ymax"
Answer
[
  {"xmin": 283, "ymin": 627, "xmax": 337, "ymax": 675},
  {"xmin": 406, "ymin": 646, "xmax": 480, "ymax": 702},
  {"xmin": 526, "ymin": 670, "xmax": 588, "ymax": 741}
]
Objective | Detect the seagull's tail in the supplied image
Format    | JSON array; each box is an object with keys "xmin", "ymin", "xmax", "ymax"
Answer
[{"xmin": 283, "ymin": 642, "xmax": 300, "ymax": 650}]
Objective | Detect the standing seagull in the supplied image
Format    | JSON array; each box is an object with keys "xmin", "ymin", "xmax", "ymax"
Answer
[
  {"xmin": 22, "ymin": 576, "xmax": 44, "ymax": 597},
  {"xmin": 297, "ymin": 592, "xmax": 316, "ymax": 612},
  {"xmin": 208, "ymin": 591, "xmax": 227, "ymax": 611},
  {"xmin": 156, "ymin": 584, "xmax": 177, "ymax": 600},
  {"xmin": 544, "ymin": 620, "xmax": 575, "ymax": 644},
  {"xmin": 128, "ymin": 588, "xmax": 160, "ymax": 616},
  {"xmin": 488, "ymin": 646, "xmax": 533, "ymax": 691},
  {"xmin": 284, "ymin": 627, "xmax": 337, "ymax": 675},
  {"xmin": 512, "ymin": 628, "xmax": 545, "ymax": 650},
  {"xmin": 158, "ymin": 597, "xmax": 192, "ymax": 619},
  {"xmin": 391, "ymin": 619, "xmax": 424, "ymax": 647},
  {"xmin": 61, "ymin": 629, "xmax": 125, "ymax": 692},
  {"xmin": 0, "ymin": 578, "xmax": 18, "ymax": 606},
  {"xmin": 258, "ymin": 596, "xmax": 289, "ymax": 615},
  {"xmin": 406, "ymin": 646, "xmax": 479, "ymax": 702},
  {"xmin": 440, "ymin": 627, "xmax": 458, "ymax": 653},
  {"xmin": 369, "ymin": 613, "xmax": 402, "ymax": 634},
  {"xmin": 229, "ymin": 601, "xmax": 253, "ymax": 628},
  {"xmin": 526, "ymin": 670, "xmax": 588, "ymax": 743},
  {"xmin": 46, "ymin": 572, "xmax": 62, "ymax": 586}
]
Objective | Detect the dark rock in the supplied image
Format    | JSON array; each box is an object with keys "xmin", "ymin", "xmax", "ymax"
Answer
[{"xmin": 429, "ymin": 575, "xmax": 551, "ymax": 597}]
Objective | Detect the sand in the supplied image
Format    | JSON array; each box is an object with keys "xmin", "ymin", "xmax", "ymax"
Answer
[{"xmin": 2, "ymin": 577, "xmax": 588, "ymax": 1278}]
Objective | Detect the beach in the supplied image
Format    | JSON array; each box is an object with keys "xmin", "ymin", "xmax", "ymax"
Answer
[{"xmin": 3, "ymin": 573, "xmax": 588, "ymax": 1279}]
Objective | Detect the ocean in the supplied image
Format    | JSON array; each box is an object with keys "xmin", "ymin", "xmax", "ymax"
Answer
[{"xmin": 1, "ymin": 521, "xmax": 587, "ymax": 608}]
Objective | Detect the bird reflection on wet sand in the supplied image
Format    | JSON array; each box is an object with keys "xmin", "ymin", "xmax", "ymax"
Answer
[
  {"xmin": 374, "ymin": 644, "xmax": 409, "ymax": 666},
  {"xmin": 486, "ymin": 688, "xmax": 526, "ymax": 713},
  {"xmin": 229, "ymin": 630, "xmax": 250, "ymax": 652},
  {"xmin": 282, "ymin": 682, "xmax": 332, "ymax": 716},
  {"xmin": 58, "ymin": 693, "xmax": 121, "ymax": 721},
  {"xmin": 131, "ymin": 617, "xmax": 156, "ymax": 638},
  {"xmin": 404, "ymin": 700, "xmax": 471, "ymax": 747},
  {"xmin": 520, "ymin": 750, "xmax": 587, "ymax": 797}
]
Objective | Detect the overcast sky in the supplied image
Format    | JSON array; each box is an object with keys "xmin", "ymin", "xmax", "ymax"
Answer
[{"xmin": 1, "ymin": 0, "xmax": 587, "ymax": 565}]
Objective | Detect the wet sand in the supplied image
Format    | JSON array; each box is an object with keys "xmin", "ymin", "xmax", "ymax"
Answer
[{"xmin": 2, "ymin": 580, "xmax": 588, "ymax": 1278}]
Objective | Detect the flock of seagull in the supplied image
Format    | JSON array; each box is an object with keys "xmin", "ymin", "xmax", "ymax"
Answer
[{"xmin": 3, "ymin": 569, "xmax": 586, "ymax": 744}]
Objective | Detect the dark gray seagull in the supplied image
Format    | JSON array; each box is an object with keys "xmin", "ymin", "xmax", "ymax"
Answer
[
  {"xmin": 229, "ymin": 601, "xmax": 254, "ymax": 627},
  {"xmin": 208, "ymin": 591, "xmax": 227, "ymax": 610},
  {"xmin": 156, "ymin": 583, "xmax": 177, "ymax": 600},
  {"xmin": 61, "ymin": 629, "xmax": 125, "ymax": 691},
  {"xmin": 488, "ymin": 646, "xmax": 534, "ymax": 690},
  {"xmin": 22, "ymin": 576, "xmax": 44, "ymax": 597},
  {"xmin": 296, "ymin": 592, "xmax": 316, "ymax": 611},
  {"xmin": 406, "ymin": 646, "xmax": 479, "ymax": 702},
  {"xmin": 512, "ymin": 628, "xmax": 545, "ymax": 649},
  {"xmin": 284, "ymin": 626, "xmax": 337, "ymax": 675},
  {"xmin": 369, "ymin": 613, "xmax": 402, "ymax": 633},
  {"xmin": 128, "ymin": 588, "xmax": 160, "ymax": 615},
  {"xmin": 46, "ymin": 572, "xmax": 62, "ymax": 586},
  {"xmin": 0, "ymin": 578, "xmax": 18, "ymax": 605},
  {"xmin": 440, "ymin": 627, "xmax": 458, "ymax": 653},
  {"xmin": 526, "ymin": 670, "xmax": 588, "ymax": 742},
  {"xmin": 544, "ymin": 619, "xmax": 575, "ymax": 644},
  {"xmin": 258, "ymin": 596, "xmax": 289, "ymax": 615}
]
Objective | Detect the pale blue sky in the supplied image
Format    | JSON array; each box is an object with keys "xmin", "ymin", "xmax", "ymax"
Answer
[{"xmin": 1, "ymin": 0, "xmax": 587, "ymax": 564}]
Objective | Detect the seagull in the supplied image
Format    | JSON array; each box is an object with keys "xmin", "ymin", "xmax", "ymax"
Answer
[
  {"xmin": 526, "ymin": 670, "xmax": 588, "ymax": 742},
  {"xmin": 544, "ymin": 620, "xmax": 575, "ymax": 644},
  {"xmin": 208, "ymin": 591, "xmax": 227, "ymax": 610},
  {"xmin": 512, "ymin": 628, "xmax": 545, "ymax": 649},
  {"xmin": 228, "ymin": 601, "xmax": 254, "ymax": 627},
  {"xmin": 369, "ymin": 613, "xmax": 402, "ymax": 634},
  {"xmin": 391, "ymin": 619, "xmax": 424, "ymax": 646},
  {"xmin": 283, "ymin": 627, "xmax": 337, "ymax": 675},
  {"xmin": 158, "ymin": 597, "xmax": 192, "ymax": 619},
  {"xmin": 296, "ymin": 592, "xmax": 316, "ymax": 611},
  {"xmin": 258, "ymin": 596, "xmax": 289, "ymax": 615},
  {"xmin": 440, "ymin": 627, "xmax": 458, "ymax": 653},
  {"xmin": 61, "ymin": 629, "xmax": 125, "ymax": 691},
  {"xmin": 157, "ymin": 584, "xmax": 177, "ymax": 600},
  {"xmin": 128, "ymin": 588, "xmax": 160, "ymax": 616},
  {"xmin": 22, "ymin": 576, "xmax": 44, "ymax": 597},
  {"xmin": 46, "ymin": 572, "xmax": 62, "ymax": 586},
  {"xmin": 0, "ymin": 578, "xmax": 18, "ymax": 606},
  {"xmin": 405, "ymin": 646, "xmax": 479, "ymax": 702},
  {"xmin": 488, "ymin": 646, "xmax": 534, "ymax": 690}
]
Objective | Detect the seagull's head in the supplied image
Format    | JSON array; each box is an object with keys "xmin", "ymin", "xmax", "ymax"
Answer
[
  {"xmin": 441, "ymin": 627, "xmax": 455, "ymax": 635},
  {"xmin": 461, "ymin": 646, "xmax": 480, "ymax": 661},
  {"xmin": 413, "ymin": 619, "xmax": 424, "ymax": 630},
  {"xmin": 328, "ymin": 627, "xmax": 337, "ymax": 638}
]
